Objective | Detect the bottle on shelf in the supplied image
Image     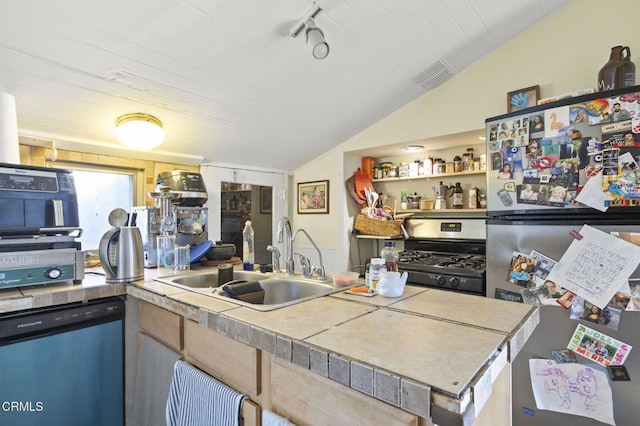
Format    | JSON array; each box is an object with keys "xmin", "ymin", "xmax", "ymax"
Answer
[
  {"xmin": 452, "ymin": 182, "xmax": 464, "ymax": 209},
  {"xmin": 468, "ymin": 187, "xmax": 478, "ymax": 209},
  {"xmin": 400, "ymin": 190, "xmax": 408, "ymax": 210},
  {"xmin": 242, "ymin": 220, "xmax": 255, "ymax": 271},
  {"xmin": 380, "ymin": 241, "xmax": 399, "ymax": 272}
]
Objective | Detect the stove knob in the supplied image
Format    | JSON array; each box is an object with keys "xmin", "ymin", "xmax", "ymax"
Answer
[
  {"xmin": 449, "ymin": 277, "xmax": 460, "ymax": 288},
  {"xmin": 436, "ymin": 276, "xmax": 446, "ymax": 286}
]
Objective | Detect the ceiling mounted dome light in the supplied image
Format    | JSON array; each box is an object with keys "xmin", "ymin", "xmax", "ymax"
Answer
[
  {"xmin": 115, "ymin": 113, "xmax": 165, "ymax": 150},
  {"xmin": 401, "ymin": 145, "xmax": 424, "ymax": 153}
]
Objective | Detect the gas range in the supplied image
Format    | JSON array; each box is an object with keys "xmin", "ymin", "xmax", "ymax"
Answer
[{"xmin": 399, "ymin": 218, "xmax": 486, "ymax": 296}]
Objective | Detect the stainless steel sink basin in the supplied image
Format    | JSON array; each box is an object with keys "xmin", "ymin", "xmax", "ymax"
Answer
[
  {"xmin": 154, "ymin": 271, "xmax": 345, "ymax": 311},
  {"xmin": 154, "ymin": 271, "xmax": 270, "ymax": 290},
  {"xmin": 217, "ymin": 277, "xmax": 339, "ymax": 311}
]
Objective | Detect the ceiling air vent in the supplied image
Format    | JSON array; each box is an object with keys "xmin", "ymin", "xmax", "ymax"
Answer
[{"xmin": 413, "ymin": 60, "xmax": 455, "ymax": 91}]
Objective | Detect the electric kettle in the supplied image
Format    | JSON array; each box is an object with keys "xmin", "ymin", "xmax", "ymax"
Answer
[
  {"xmin": 99, "ymin": 208, "xmax": 144, "ymax": 283},
  {"xmin": 99, "ymin": 226, "xmax": 144, "ymax": 283}
]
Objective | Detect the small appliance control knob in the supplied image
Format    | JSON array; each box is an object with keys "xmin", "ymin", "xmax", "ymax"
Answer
[
  {"xmin": 449, "ymin": 277, "xmax": 460, "ymax": 288},
  {"xmin": 436, "ymin": 275, "xmax": 446, "ymax": 286},
  {"xmin": 47, "ymin": 268, "xmax": 62, "ymax": 279}
]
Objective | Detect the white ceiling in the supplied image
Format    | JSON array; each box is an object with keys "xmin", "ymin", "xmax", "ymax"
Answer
[{"xmin": 0, "ymin": 0, "xmax": 569, "ymax": 170}]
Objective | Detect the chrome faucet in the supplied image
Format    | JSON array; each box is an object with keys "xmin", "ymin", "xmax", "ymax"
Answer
[
  {"xmin": 294, "ymin": 252, "xmax": 312, "ymax": 277},
  {"xmin": 266, "ymin": 245, "xmax": 281, "ymax": 274},
  {"xmin": 291, "ymin": 228, "xmax": 326, "ymax": 281},
  {"xmin": 277, "ymin": 216, "xmax": 295, "ymax": 275}
]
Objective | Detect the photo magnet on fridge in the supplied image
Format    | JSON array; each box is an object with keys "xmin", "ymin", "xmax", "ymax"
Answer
[{"xmin": 607, "ymin": 365, "xmax": 631, "ymax": 381}]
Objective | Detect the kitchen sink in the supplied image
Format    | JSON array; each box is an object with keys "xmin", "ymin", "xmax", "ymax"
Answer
[
  {"xmin": 154, "ymin": 271, "xmax": 344, "ymax": 311},
  {"xmin": 154, "ymin": 271, "xmax": 270, "ymax": 290},
  {"xmin": 217, "ymin": 277, "xmax": 340, "ymax": 311}
]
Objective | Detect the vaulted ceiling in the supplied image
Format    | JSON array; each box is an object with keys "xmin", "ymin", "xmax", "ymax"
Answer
[{"xmin": 0, "ymin": 0, "xmax": 570, "ymax": 170}]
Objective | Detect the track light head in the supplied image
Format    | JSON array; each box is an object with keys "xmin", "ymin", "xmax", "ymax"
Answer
[{"xmin": 305, "ymin": 19, "xmax": 329, "ymax": 60}]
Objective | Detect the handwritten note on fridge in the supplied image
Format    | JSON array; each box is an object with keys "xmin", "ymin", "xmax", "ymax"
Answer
[{"xmin": 546, "ymin": 225, "xmax": 640, "ymax": 309}]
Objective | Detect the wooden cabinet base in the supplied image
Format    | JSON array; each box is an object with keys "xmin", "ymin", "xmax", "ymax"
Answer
[
  {"xmin": 184, "ymin": 319, "xmax": 261, "ymax": 397},
  {"xmin": 270, "ymin": 357, "xmax": 418, "ymax": 425}
]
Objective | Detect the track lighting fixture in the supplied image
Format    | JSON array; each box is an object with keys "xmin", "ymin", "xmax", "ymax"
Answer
[{"xmin": 290, "ymin": 3, "xmax": 330, "ymax": 60}]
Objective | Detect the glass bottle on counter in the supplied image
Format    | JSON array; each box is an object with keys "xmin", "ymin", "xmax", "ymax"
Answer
[
  {"xmin": 367, "ymin": 258, "xmax": 386, "ymax": 291},
  {"xmin": 380, "ymin": 241, "xmax": 399, "ymax": 272},
  {"xmin": 242, "ymin": 220, "xmax": 255, "ymax": 271},
  {"xmin": 452, "ymin": 182, "xmax": 464, "ymax": 209}
]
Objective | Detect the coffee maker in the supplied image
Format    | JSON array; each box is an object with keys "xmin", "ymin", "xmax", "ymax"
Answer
[
  {"xmin": 434, "ymin": 181, "xmax": 448, "ymax": 210},
  {"xmin": 133, "ymin": 170, "xmax": 209, "ymax": 268}
]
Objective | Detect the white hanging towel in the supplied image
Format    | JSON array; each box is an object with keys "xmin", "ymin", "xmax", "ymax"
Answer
[
  {"xmin": 166, "ymin": 360, "xmax": 246, "ymax": 426},
  {"xmin": 262, "ymin": 409, "xmax": 296, "ymax": 426}
]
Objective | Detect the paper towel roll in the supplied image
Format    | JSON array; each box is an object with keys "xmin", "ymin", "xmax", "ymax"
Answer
[{"xmin": 0, "ymin": 92, "xmax": 20, "ymax": 164}]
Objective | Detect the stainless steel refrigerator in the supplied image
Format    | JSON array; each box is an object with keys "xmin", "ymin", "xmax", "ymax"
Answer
[{"xmin": 485, "ymin": 85, "xmax": 640, "ymax": 425}]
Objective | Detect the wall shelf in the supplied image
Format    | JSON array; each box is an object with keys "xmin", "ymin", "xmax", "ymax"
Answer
[
  {"xmin": 372, "ymin": 170, "xmax": 484, "ymax": 183},
  {"xmin": 397, "ymin": 208, "xmax": 487, "ymax": 214}
]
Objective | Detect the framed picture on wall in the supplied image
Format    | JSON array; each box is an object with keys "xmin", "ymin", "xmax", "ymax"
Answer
[
  {"xmin": 297, "ymin": 180, "xmax": 329, "ymax": 214},
  {"xmin": 260, "ymin": 186, "xmax": 272, "ymax": 214},
  {"xmin": 507, "ymin": 85, "xmax": 540, "ymax": 113}
]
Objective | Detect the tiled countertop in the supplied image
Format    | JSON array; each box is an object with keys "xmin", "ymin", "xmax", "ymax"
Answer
[
  {"xmin": 0, "ymin": 266, "xmax": 539, "ymax": 423},
  {"xmin": 126, "ymin": 266, "xmax": 540, "ymax": 422},
  {"xmin": 0, "ymin": 271, "xmax": 125, "ymax": 314}
]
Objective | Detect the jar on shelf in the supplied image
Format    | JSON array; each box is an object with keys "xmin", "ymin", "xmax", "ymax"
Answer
[
  {"xmin": 479, "ymin": 193, "xmax": 487, "ymax": 208},
  {"xmin": 434, "ymin": 158, "xmax": 445, "ymax": 174},
  {"xmin": 462, "ymin": 153, "xmax": 472, "ymax": 171},
  {"xmin": 423, "ymin": 156, "xmax": 434, "ymax": 175},
  {"xmin": 374, "ymin": 164, "xmax": 382, "ymax": 179},
  {"xmin": 398, "ymin": 162, "xmax": 409, "ymax": 178},
  {"xmin": 381, "ymin": 162, "xmax": 392, "ymax": 178},
  {"xmin": 453, "ymin": 155, "xmax": 462, "ymax": 173},
  {"xmin": 409, "ymin": 161, "xmax": 420, "ymax": 177}
]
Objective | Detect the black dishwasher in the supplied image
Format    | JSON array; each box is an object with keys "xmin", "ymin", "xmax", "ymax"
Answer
[{"xmin": 0, "ymin": 297, "xmax": 124, "ymax": 426}]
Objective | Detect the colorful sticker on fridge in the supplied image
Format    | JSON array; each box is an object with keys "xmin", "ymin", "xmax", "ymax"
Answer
[
  {"xmin": 567, "ymin": 324, "xmax": 632, "ymax": 367},
  {"xmin": 529, "ymin": 359, "xmax": 615, "ymax": 425},
  {"xmin": 579, "ymin": 299, "xmax": 623, "ymax": 331},
  {"xmin": 506, "ymin": 251, "xmax": 536, "ymax": 287},
  {"xmin": 520, "ymin": 286, "xmax": 549, "ymax": 305},
  {"xmin": 626, "ymin": 279, "xmax": 640, "ymax": 311},
  {"xmin": 544, "ymin": 106, "xmax": 570, "ymax": 138},
  {"xmin": 551, "ymin": 349, "xmax": 578, "ymax": 363}
]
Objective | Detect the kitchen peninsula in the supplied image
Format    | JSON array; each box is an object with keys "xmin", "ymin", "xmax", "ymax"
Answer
[
  {"xmin": 130, "ymin": 266, "xmax": 537, "ymax": 426},
  {"xmin": 0, "ymin": 268, "xmax": 538, "ymax": 425}
]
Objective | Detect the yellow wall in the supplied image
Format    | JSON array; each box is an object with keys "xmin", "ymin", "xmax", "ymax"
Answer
[{"xmin": 20, "ymin": 145, "xmax": 199, "ymax": 206}]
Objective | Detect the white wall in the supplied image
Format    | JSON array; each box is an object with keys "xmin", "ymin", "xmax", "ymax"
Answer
[{"xmin": 294, "ymin": 0, "xmax": 640, "ymax": 272}]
